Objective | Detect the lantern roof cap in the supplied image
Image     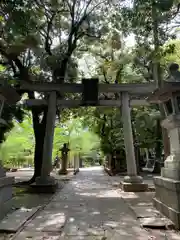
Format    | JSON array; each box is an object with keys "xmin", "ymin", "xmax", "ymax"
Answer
[{"xmin": 148, "ymin": 82, "xmax": 180, "ymax": 103}]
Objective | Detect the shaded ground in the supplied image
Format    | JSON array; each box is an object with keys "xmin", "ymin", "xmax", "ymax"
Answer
[
  {"xmin": 7, "ymin": 170, "xmax": 75, "ymax": 209},
  {"xmin": 9, "ymin": 167, "xmax": 169, "ymax": 239},
  {"xmin": 106, "ymin": 173, "xmax": 180, "ymax": 240},
  {"xmin": 6, "ymin": 168, "xmax": 74, "ymax": 183},
  {"xmin": 1, "ymin": 167, "xmax": 179, "ymax": 239},
  {"xmin": 0, "ymin": 170, "xmax": 74, "ymax": 240},
  {"xmin": 118, "ymin": 190, "xmax": 180, "ymax": 239}
]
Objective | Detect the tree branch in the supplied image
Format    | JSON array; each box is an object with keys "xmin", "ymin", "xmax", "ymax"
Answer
[
  {"xmin": 102, "ymin": 67, "xmax": 109, "ymax": 83},
  {"xmin": 44, "ymin": 11, "xmax": 57, "ymax": 55},
  {"xmin": 0, "ymin": 43, "xmax": 31, "ymax": 82}
]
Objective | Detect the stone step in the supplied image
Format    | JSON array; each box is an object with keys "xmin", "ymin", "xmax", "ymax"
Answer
[{"xmin": 0, "ymin": 207, "xmax": 40, "ymax": 233}]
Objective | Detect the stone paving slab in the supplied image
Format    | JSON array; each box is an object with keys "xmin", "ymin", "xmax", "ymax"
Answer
[
  {"xmin": 13, "ymin": 231, "xmax": 61, "ymax": 239},
  {"xmin": 131, "ymin": 206, "xmax": 161, "ymax": 218},
  {"xmin": 12, "ymin": 193, "xmax": 51, "ymax": 209},
  {"xmin": 13, "ymin": 230, "xmax": 180, "ymax": 240},
  {"xmin": 140, "ymin": 217, "xmax": 174, "ymax": 229},
  {"xmin": 61, "ymin": 224, "xmax": 105, "ymax": 236},
  {"xmin": 0, "ymin": 207, "xmax": 40, "ymax": 233},
  {"xmin": 0, "ymin": 234, "xmax": 13, "ymax": 240},
  {"xmin": 119, "ymin": 192, "xmax": 154, "ymax": 206},
  {"xmin": 119, "ymin": 190, "xmax": 175, "ymax": 230},
  {"xmin": 13, "ymin": 232, "xmax": 106, "ymax": 240},
  {"xmin": 51, "ymin": 190, "xmax": 120, "ymax": 202},
  {"xmin": 43, "ymin": 200, "xmax": 140, "ymax": 225},
  {"xmin": 12, "ymin": 167, "xmax": 180, "ymax": 240},
  {"xmin": 60, "ymin": 236, "xmax": 105, "ymax": 240},
  {"xmin": 146, "ymin": 230, "xmax": 180, "ymax": 240},
  {"xmin": 61, "ymin": 223, "xmax": 153, "ymax": 239},
  {"xmin": 44, "ymin": 200, "xmax": 87, "ymax": 211},
  {"xmin": 112, "ymin": 226, "xmax": 153, "ymax": 240},
  {"xmin": 24, "ymin": 210, "xmax": 66, "ymax": 232},
  {"xmin": 51, "ymin": 193, "xmax": 86, "ymax": 202},
  {"xmin": 167, "ymin": 231, "xmax": 180, "ymax": 240}
]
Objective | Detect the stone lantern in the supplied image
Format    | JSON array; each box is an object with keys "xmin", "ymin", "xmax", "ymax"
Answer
[
  {"xmin": 58, "ymin": 143, "xmax": 70, "ymax": 175},
  {"xmin": 148, "ymin": 81, "xmax": 180, "ymax": 229}
]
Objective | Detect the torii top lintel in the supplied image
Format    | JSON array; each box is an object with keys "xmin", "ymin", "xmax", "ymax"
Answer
[
  {"xmin": 148, "ymin": 82, "xmax": 180, "ymax": 103},
  {"xmin": 20, "ymin": 82, "xmax": 156, "ymax": 95}
]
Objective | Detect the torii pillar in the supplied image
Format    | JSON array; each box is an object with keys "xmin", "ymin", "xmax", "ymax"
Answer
[
  {"xmin": 34, "ymin": 91, "xmax": 58, "ymax": 192},
  {"xmin": 120, "ymin": 92, "xmax": 148, "ymax": 191}
]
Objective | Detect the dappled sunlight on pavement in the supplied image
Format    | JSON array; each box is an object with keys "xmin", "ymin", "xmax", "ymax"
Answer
[{"xmin": 13, "ymin": 167, "xmax": 172, "ymax": 239}]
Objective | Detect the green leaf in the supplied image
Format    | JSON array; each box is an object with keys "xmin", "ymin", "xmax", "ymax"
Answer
[{"xmin": 0, "ymin": 64, "xmax": 6, "ymax": 72}]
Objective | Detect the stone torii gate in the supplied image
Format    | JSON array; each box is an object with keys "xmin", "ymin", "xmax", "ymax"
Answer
[{"xmin": 20, "ymin": 80, "xmax": 156, "ymax": 192}]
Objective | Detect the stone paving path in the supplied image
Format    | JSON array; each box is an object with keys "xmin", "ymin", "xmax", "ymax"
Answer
[{"xmin": 13, "ymin": 167, "xmax": 162, "ymax": 239}]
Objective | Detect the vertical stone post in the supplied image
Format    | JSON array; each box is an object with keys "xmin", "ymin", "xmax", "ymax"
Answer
[
  {"xmin": 36, "ymin": 91, "xmax": 57, "ymax": 185},
  {"xmin": 73, "ymin": 153, "xmax": 79, "ymax": 174},
  {"xmin": 0, "ymin": 162, "xmax": 14, "ymax": 220},
  {"xmin": 0, "ymin": 99, "xmax": 14, "ymax": 218},
  {"xmin": 73, "ymin": 155, "xmax": 76, "ymax": 172},
  {"xmin": 77, "ymin": 153, "xmax": 80, "ymax": 170},
  {"xmin": 121, "ymin": 92, "xmax": 147, "ymax": 191},
  {"xmin": 0, "ymin": 88, "xmax": 19, "ymax": 218},
  {"xmin": 0, "ymin": 88, "xmax": 20, "ymax": 217},
  {"xmin": 75, "ymin": 153, "xmax": 80, "ymax": 172}
]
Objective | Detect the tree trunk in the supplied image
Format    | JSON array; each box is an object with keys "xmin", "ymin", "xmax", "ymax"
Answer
[
  {"xmin": 18, "ymin": 97, "xmax": 48, "ymax": 184},
  {"xmin": 31, "ymin": 124, "xmax": 46, "ymax": 182},
  {"xmin": 17, "ymin": 123, "xmax": 46, "ymax": 184},
  {"xmin": 151, "ymin": 4, "xmax": 170, "ymax": 164},
  {"xmin": 30, "ymin": 108, "xmax": 47, "ymax": 183}
]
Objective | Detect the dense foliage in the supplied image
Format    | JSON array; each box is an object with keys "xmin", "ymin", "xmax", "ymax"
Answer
[{"xmin": 0, "ymin": 116, "xmax": 100, "ymax": 167}]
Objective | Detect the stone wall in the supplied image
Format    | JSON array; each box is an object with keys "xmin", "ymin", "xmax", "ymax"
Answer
[{"xmin": 0, "ymin": 166, "xmax": 14, "ymax": 220}]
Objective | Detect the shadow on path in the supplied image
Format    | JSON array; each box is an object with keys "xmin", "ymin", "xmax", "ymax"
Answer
[{"xmin": 13, "ymin": 167, "xmax": 164, "ymax": 240}]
